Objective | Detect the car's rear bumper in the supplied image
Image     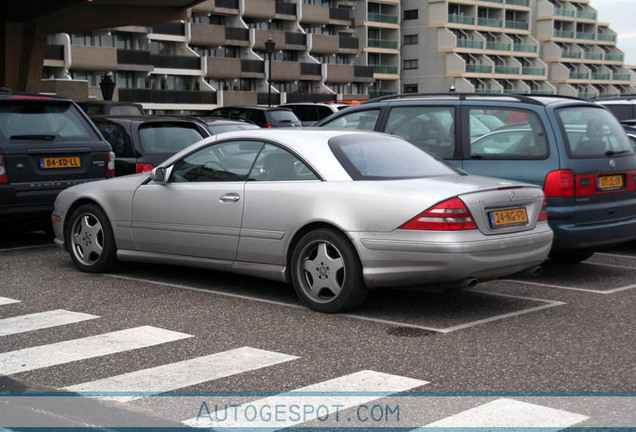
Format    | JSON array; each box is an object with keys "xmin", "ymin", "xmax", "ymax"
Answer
[
  {"xmin": 354, "ymin": 226, "xmax": 553, "ymax": 288},
  {"xmin": 550, "ymin": 216, "xmax": 636, "ymax": 252}
]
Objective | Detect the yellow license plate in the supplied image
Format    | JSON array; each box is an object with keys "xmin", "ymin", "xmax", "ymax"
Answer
[
  {"xmin": 597, "ymin": 175, "xmax": 624, "ymax": 191},
  {"xmin": 489, "ymin": 208, "xmax": 528, "ymax": 228},
  {"xmin": 40, "ymin": 157, "xmax": 81, "ymax": 169}
]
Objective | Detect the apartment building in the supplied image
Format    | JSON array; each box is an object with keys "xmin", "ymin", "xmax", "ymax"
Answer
[{"xmin": 42, "ymin": 0, "xmax": 374, "ymax": 112}]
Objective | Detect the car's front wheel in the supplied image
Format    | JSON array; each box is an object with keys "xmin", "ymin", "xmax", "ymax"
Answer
[
  {"xmin": 291, "ymin": 228, "xmax": 367, "ymax": 313},
  {"xmin": 67, "ymin": 203, "xmax": 117, "ymax": 273}
]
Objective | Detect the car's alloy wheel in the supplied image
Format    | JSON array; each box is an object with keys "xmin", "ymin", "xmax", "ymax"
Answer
[
  {"xmin": 67, "ymin": 204, "xmax": 117, "ymax": 273},
  {"xmin": 291, "ymin": 228, "xmax": 367, "ymax": 313}
]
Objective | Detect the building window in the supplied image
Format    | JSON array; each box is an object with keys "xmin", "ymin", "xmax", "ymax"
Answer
[
  {"xmin": 403, "ymin": 84, "xmax": 418, "ymax": 93},
  {"xmin": 403, "ymin": 59, "xmax": 418, "ymax": 70},
  {"xmin": 403, "ymin": 34, "xmax": 418, "ymax": 45},
  {"xmin": 403, "ymin": 9, "xmax": 418, "ymax": 20}
]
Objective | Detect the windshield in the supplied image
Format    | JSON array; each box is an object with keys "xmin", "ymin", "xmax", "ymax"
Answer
[
  {"xmin": 0, "ymin": 101, "xmax": 98, "ymax": 141},
  {"xmin": 139, "ymin": 123, "xmax": 205, "ymax": 153},
  {"xmin": 556, "ymin": 106, "xmax": 634, "ymax": 157},
  {"xmin": 329, "ymin": 134, "xmax": 461, "ymax": 180}
]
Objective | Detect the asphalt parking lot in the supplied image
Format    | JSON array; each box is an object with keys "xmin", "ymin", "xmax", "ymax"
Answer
[{"xmin": 0, "ymin": 229, "xmax": 634, "ymax": 429}]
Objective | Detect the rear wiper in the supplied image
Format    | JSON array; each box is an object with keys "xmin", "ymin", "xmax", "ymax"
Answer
[
  {"xmin": 605, "ymin": 150, "xmax": 631, "ymax": 156},
  {"xmin": 10, "ymin": 134, "xmax": 56, "ymax": 140},
  {"xmin": 470, "ymin": 154, "xmax": 484, "ymax": 159}
]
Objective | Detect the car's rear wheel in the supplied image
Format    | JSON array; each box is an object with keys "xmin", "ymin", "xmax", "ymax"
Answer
[
  {"xmin": 549, "ymin": 249, "xmax": 594, "ymax": 264},
  {"xmin": 67, "ymin": 203, "xmax": 117, "ymax": 273},
  {"xmin": 291, "ymin": 228, "xmax": 367, "ymax": 313}
]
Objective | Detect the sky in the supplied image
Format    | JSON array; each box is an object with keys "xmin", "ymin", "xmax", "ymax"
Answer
[{"xmin": 588, "ymin": 0, "xmax": 636, "ymax": 65}]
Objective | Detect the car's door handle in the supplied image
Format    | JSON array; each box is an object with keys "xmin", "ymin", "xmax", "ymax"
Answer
[{"xmin": 219, "ymin": 193, "xmax": 240, "ymax": 203}]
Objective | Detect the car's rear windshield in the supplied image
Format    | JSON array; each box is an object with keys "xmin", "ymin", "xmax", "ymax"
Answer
[
  {"xmin": 329, "ymin": 134, "xmax": 461, "ymax": 180},
  {"xmin": 0, "ymin": 101, "xmax": 99, "ymax": 141},
  {"xmin": 556, "ymin": 106, "xmax": 634, "ymax": 158},
  {"xmin": 267, "ymin": 110, "xmax": 299, "ymax": 122},
  {"xmin": 138, "ymin": 122, "xmax": 205, "ymax": 153}
]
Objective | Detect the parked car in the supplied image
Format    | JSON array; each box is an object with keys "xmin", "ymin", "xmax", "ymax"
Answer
[
  {"xmin": 280, "ymin": 102, "xmax": 350, "ymax": 126},
  {"xmin": 91, "ymin": 115, "xmax": 210, "ymax": 176},
  {"xmin": 622, "ymin": 121, "xmax": 636, "ymax": 151},
  {"xmin": 0, "ymin": 92, "xmax": 114, "ymax": 231},
  {"xmin": 316, "ymin": 93, "xmax": 636, "ymax": 262},
  {"xmin": 205, "ymin": 106, "xmax": 302, "ymax": 128},
  {"xmin": 202, "ymin": 118, "xmax": 261, "ymax": 135},
  {"xmin": 52, "ymin": 129, "xmax": 552, "ymax": 313},
  {"xmin": 79, "ymin": 101, "xmax": 145, "ymax": 116},
  {"xmin": 593, "ymin": 95, "xmax": 636, "ymax": 122}
]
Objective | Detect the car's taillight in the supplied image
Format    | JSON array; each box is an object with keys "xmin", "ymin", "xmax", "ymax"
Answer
[
  {"xmin": 106, "ymin": 151, "xmax": 115, "ymax": 178},
  {"xmin": 0, "ymin": 155, "xmax": 8, "ymax": 184},
  {"xmin": 538, "ymin": 197, "xmax": 548, "ymax": 221},
  {"xmin": 400, "ymin": 197, "xmax": 477, "ymax": 231},
  {"xmin": 136, "ymin": 163, "xmax": 154, "ymax": 173},
  {"xmin": 544, "ymin": 170, "xmax": 574, "ymax": 197},
  {"xmin": 628, "ymin": 171, "xmax": 636, "ymax": 191},
  {"xmin": 262, "ymin": 124, "xmax": 273, "ymax": 128}
]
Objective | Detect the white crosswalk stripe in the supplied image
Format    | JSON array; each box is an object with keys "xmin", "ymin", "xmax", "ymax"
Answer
[
  {"xmin": 182, "ymin": 370, "xmax": 427, "ymax": 429},
  {"xmin": 0, "ymin": 309, "xmax": 99, "ymax": 337},
  {"xmin": 0, "ymin": 325, "xmax": 192, "ymax": 375},
  {"xmin": 419, "ymin": 397, "xmax": 589, "ymax": 428},
  {"xmin": 0, "ymin": 297, "xmax": 20, "ymax": 306},
  {"xmin": 64, "ymin": 346, "xmax": 299, "ymax": 402}
]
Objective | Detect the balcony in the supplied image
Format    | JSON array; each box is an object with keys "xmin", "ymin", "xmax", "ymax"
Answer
[
  {"xmin": 576, "ymin": 32, "xmax": 595, "ymax": 41},
  {"xmin": 150, "ymin": 23, "xmax": 185, "ymax": 36},
  {"xmin": 477, "ymin": 17, "xmax": 502, "ymax": 27},
  {"xmin": 368, "ymin": 38, "xmax": 399, "ymax": 49},
  {"xmin": 448, "ymin": 14, "xmax": 475, "ymax": 25},
  {"xmin": 570, "ymin": 72, "xmax": 590, "ymax": 79},
  {"xmin": 119, "ymin": 89, "xmax": 217, "ymax": 104},
  {"xmin": 275, "ymin": 2, "xmax": 296, "ymax": 15},
  {"xmin": 301, "ymin": 63, "xmax": 321, "ymax": 76},
  {"xmin": 554, "ymin": 9, "xmax": 575, "ymax": 17},
  {"xmin": 339, "ymin": 37, "xmax": 359, "ymax": 50},
  {"xmin": 457, "ymin": 39, "xmax": 484, "ymax": 49},
  {"xmin": 475, "ymin": 88, "xmax": 502, "ymax": 94},
  {"xmin": 495, "ymin": 65, "xmax": 520, "ymax": 74},
  {"xmin": 329, "ymin": 8, "xmax": 351, "ymax": 22},
  {"xmin": 368, "ymin": 13, "xmax": 398, "ymax": 24},
  {"xmin": 613, "ymin": 74, "xmax": 631, "ymax": 81},
  {"xmin": 483, "ymin": 0, "xmax": 503, "ymax": 3},
  {"xmin": 240, "ymin": 59, "xmax": 264, "ymax": 74},
  {"xmin": 597, "ymin": 34, "xmax": 617, "ymax": 42},
  {"xmin": 591, "ymin": 73, "xmax": 610, "ymax": 80},
  {"xmin": 576, "ymin": 11, "xmax": 596, "ymax": 20},
  {"xmin": 505, "ymin": 0, "xmax": 529, "ymax": 5},
  {"xmin": 286, "ymin": 32, "xmax": 307, "ymax": 46},
  {"xmin": 577, "ymin": 92, "xmax": 597, "ymax": 100},
  {"xmin": 466, "ymin": 64, "xmax": 493, "ymax": 73},
  {"xmin": 522, "ymin": 67, "xmax": 545, "ymax": 75},
  {"xmin": 562, "ymin": 51, "xmax": 582, "ymax": 59},
  {"xmin": 44, "ymin": 45, "xmax": 64, "ymax": 61},
  {"xmin": 554, "ymin": 30, "xmax": 574, "ymax": 38},
  {"xmin": 225, "ymin": 27, "xmax": 250, "ymax": 42},
  {"xmin": 605, "ymin": 53, "xmax": 624, "ymax": 61},
  {"xmin": 117, "ymin": 49, "xmax": 152, "ymax": 65},
  {"xmin": 504, "ymin": 89, "xmax": 529, "ymax": 94},
  {"xmin": 372, "ymin": 65, "xmax": 398, "ymax": 74},
  {"xmin": 532, "ymin": 90, "xmax": 555, "ymax": 95},
  {"xmin": 216, "ymin": 0, "xmax": 238, "ymax": 8},
  {"xmin": 368, "ymin": 90, "xmax": 396, "ymax": 97},
  {"xmin": 513, "ymin": 43, "xmax": 537, "ymax": 53},
  {"xmin": 505, "ymin": 20, "xmax": 529, "ymax": 30},
  {"xmin": 583, "ymin": 52, "xmax": 603, "ymax": 60},
  {"xmin": 486, "ymin": 41, "xmax": 511, "ymax": 51},
  {"xmin": 354, "ymin": 66, "xmax": 374, "ymax": 80},
  {"xmin": 151, "ymin": 54, "xmax": 200, "ymax": 70}
]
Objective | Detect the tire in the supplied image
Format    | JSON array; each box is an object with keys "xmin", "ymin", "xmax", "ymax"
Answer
[
  {"xmin": 290, "ymin": 228, "xmax": 367, "ymax": 313},
  {"xmin": 66, "ymin": 203, "xmax": 117, "ymax": 273},
  {"xmin": 549, "ymin": 249, "xmax": 594, "ymax": 264}
]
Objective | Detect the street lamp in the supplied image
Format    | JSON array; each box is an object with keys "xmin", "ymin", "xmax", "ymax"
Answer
[
  {"xmin": 265, "ymin": 36, "xmax": 276, "ymax": 107},
  {"xmin": 99, "ymin": 72, "xmax": 115, "ymax": 101}
]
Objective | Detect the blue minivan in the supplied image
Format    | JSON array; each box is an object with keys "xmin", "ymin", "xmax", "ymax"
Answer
[{"xmin": 317, "ymin": 94, "xmax": 636, "ymax": 262}]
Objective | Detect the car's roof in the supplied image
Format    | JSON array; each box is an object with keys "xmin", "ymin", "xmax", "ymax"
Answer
[
  {"xmin": 210, "ymin": 106, "xmax": 293, "ymax": 112},
  {"xmin": 0, "ymin": 92, "xmax": 73, "ymax": 102},
  {"xmin": 202, "ymin": 118, "xmax": 255, "ymax": 125},
  {"xmin": 90, "ymin": 114, "xmax": 205, "ymax": 123}
]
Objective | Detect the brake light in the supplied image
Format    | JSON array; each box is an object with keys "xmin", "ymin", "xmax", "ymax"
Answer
[
  {"xmin": 628, "ymin": 171, "xmax": 636, "ymax": 191},
  {"xmin": 262, "ymin": 124, "xmax": 273, "ymax": 128},
  {"xmin": 400, "ymin": 197, "xmax": 477, "ymax": 231},
  {"xmin": 136, "ymin": 163, "xmax": 154, "ymax": 173},
  {"xmin": 0, "ymin": 155, "xmax": 8, "ymax": 184},
  {"xmin": 544, "ymin": 170, "xmax": 574, "ymax": 197},
  {"xmin": 538, "ymin": 197, "xmax": 548, "ymax": 221},
  {"xmin": 106, "ymin": 151, "xmax": 115, "ymax": 178}
]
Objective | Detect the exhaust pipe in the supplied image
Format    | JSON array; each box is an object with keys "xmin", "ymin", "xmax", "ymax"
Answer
[
  {"xmin": 445, "ymin": 278, "xmax": 479, "ymax": 290},
  {"xmin": 521, "ymin": 265, "xmax": 543, "ymax": 277}
]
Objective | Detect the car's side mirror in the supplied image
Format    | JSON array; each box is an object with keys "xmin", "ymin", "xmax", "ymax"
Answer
[{"xmin": 150, "ymin": 167, "xmax": 168, "ymax": 185}]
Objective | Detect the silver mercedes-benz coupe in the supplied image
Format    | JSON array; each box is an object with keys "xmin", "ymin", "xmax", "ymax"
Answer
[{"xmin": 53, "ymin": 129, "xmax": 553, "ymax": 312}]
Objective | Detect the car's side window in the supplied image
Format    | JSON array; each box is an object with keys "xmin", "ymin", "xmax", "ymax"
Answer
[
  {"xmin": 385, "ymin": 106, "xmax": 455, "ymax": 159},
  {"xmin": 321, "ymin": 109, "xmax": 380, "ymax": 130},
  {"xmin": 96, "ymin": 121, "xmax": 135, "ymax": 158},
  {"xmin": 469, "ymin": 108, "xmax": 548, "ymax": 159},
  {"xmin": 249, "ymin": 144, "xmax": 318, "ymax": 181},
  {"xmin": 169, "ymin": 140, "xmax": 263, "ymax": 183}
]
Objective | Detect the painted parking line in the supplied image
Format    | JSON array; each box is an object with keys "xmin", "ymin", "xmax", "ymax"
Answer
[
  {"xmin": 0, "ymin": 309, "xmax": 99, "ymax": 337},
  {"xmin": 182, "ymin": 370, "xmax": 427, "ymax": 429},
  {"xmin": 0, "ymin": 326, "xmax": 192, "ymax": 375},
  {"xmin": 0, "ymin": 244, "xmax": 54, "ymax": 253},
  {"xmin": 105, "ymin": 274, "xmax": 564, "ymax": 334},
  {"xmin": 0, "ymin": 297, "xmax": 20, "ymax": 306},
  {"xmin": 418, "ymin": 398, "xmax": 588, "ymax": 428},
  {"xmin": 64, "ymin": 347, "xmax": 299, "ymax": 402},
  {"xmin": 503, "ymin": 278, "xmax": 636, "ymax": 294},
  {"xmin": 596, "ymin": 252, "xmax": 636, "ymax": 259},
  {"xmin": 583, "ymin": 261, "xmax": 636, "ymax": 271}
]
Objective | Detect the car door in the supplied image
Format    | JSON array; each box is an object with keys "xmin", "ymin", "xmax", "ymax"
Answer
[{"xmin": 131, "ymin": 140, "xmax": 263, "ymax": 260}]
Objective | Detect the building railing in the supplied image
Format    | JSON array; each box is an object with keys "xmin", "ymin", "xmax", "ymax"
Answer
[
  {"xmin": 240, "ymin": 59, "xmax": 264, "ymax": 73},
  {"xmin": 605, "ymin": 53, "xmax": 624, "ymax": 61},
  {"xmin": 477, "ymin": 17, "xmax": 503, "ymax": 27},
  {"xmin": 591, "ymin": 73, "xmax": 610, "ymax": 80},
  {"xmin": 495, "ymin": 65, "xmax": 520, "ymax": 74},
  {"xmin": 505, "ymin": 0, "xmax": 529, "ymax": 6},
  {"xmin": 354, "ymin": 65, "xmax": 374, "ymax": 78},
  {"xmin": 562, "ymin": 51, "xmax": 582, "ymax": 59},
  {"xmin": 531, "ymin": 90, "xmax": 555, "ymax": 95},
  {"xmin": 570, "ymin": 72, "xmax": 590, "ymax": 79},
  {"xmin": 505, "ymin": 20, "xmax": 529, "ymax": 30},
  {"xmin": 286, "ymin": 32, "xmax": 307, "ymax": 45},
  {"xmin": 576, "ymin": 11, "xmax": 596, "ymax": 20},
  {"xmin": 368, "ymin": 13, "xmax": 398, "ymax": 24},
  {"xmin": 151, "ymin": 54, "xmax": 200, "ymax": 69},
  {"xmin": 522, "ymin": 67, "xmax": 545, "ymax": 75},
  {"xmin": 597, "ymin": 34, "xmax": 617, "ymax": 42},
  {"xmin": 576, "ymin": 32, "xmax": 595, "ymax": 40},
  {"xmin": 554, "ymin": 30, "xmax": 574, "ymax": 38},
  {"xmin": 466, "ymin": 64, "xmax": 493, "ymax": 73},
  {"xmin": 457, "ymin": 39, "xmax": 484, "ymax": 49},
  {"xmin": 216, "ymin": 0, "xmax": 238, "ymax": 9},
  {"xmin": 483, "ymin": 0, "xmax": 503, "ymax": 3},
  {"xmin": 117, "ymin": 49, "xmax": 152, "ymax": 65},
  {"xmin": 119, "ymin": 89, "xmax": 217, "ymax": 104},
  {"xmin": 486, "ymin": 41, "xmax": 511, "ymax": 51},
  {"xmin": 583, "ymin": 52, "xmax": 603, "ymax": 60},
  {"xmin": 44, "ymin": 45, "xmax": 65, "ymax": 60},
  {"xmin": 368, "ymin": 38, "xmax": 399, "ymax": 49},
  {"xmin": 368, "ymin": 90, "xmax": 396, "ymax": 97},
  {"xmin": 554, "ymin": 9, "xmax": 575, "ymax": 17},
  {"xmin": 275, "ymin": 2, "xmax": 296, "ymax": 15},
  {"xmin": 578, "ymin": 92, "xmax": 597, "ymax": 100},
  {"xmin": 339, "ymin": 37, "xmax": 359, "ymax": 49},
  {"xmin": 613, "ymin": 73, "xmax": 631, "ymax": 81},
  {"xmin": 448, "ymin": 14, "xmax": 475, "ymax": 25},
  {"xmin": 504, "ymin": 89, "xmax": 529, "ymax": 94},
  {"xmin": 475, "ymin": 88, "xmax": 502, "ymax": 94},
  {"xmin": 301, "ymin": 63, "xmax": 321, "ymax": 76},
  {"xmin": 513, "ymin": 43, "xmax": 537, "ymax": 53},
  {"xmin": 372, "ymin": 65, "xmax": 398, "ymax": 74},
  {"xmin": 151, "ymin": 23, "xmax": 185, "ymax": 36},
  {"xmin": 225, "ymin": 27, "xmax": 249, "ymax": 41}
]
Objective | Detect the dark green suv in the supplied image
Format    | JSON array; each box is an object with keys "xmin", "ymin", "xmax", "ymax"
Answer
[{"xmin": 317, "ymin": 93, "xmax": 636, "ymax": 262}]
